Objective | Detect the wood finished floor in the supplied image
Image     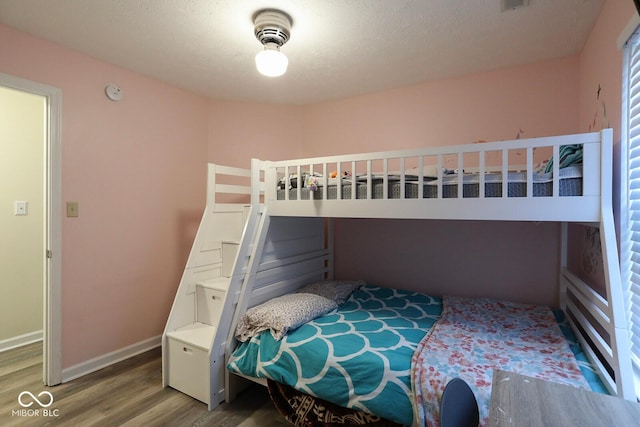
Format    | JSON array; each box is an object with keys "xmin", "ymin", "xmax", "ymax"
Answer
[{"xmin": 0, "ymin": 342, "xmax": 291, "ymax": 427}]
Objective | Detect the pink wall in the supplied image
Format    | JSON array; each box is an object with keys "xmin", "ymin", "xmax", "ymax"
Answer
[
  {"xmin": 0, "ymin": 24, "xmax": 209, "ymax": 368},
  {"xmin": 299, "ymin": 58, "xmax": 581, "ymax": 306},
  {"xmin": 578, "ymin": 0, "xmax": 636, "ymax": 221},
  {"xmin": 578, "ymin": 0, "xmax": 634, "ymax": 227},
  {"xmin": 578, "ymin": 0, "xmax": 634, "ymax": 144},
  {"xmin": 301, "ymin": 56, "xmax": 580, "ymax": 156},
  {"xmin": 335, "ymin": 219, "xmax": 560, "ymax": 306},
  {"xmin": 207, "ymin": 100, "xmax": 303, "ymax": 167},
  {"xmin": 568, "ymin": 0, "xmax": 636, "ymax": 291}
]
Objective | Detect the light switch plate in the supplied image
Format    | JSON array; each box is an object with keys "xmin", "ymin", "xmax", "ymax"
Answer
[
  {"xmin": 66, "ymin": 201, "xmax": 79, "ymax": 218},
  {"xmin": 15, "ymin": 201, "xmax": 28, "ymax": 216}
]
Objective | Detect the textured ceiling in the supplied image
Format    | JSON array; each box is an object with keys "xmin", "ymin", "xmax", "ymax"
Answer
[{"xmin": 0, "ymin": 0, "xmax": 604, "ymax": 105}]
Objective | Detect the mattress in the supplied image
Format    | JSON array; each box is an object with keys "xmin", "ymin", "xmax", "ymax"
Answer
[
  {"xmin": 277, "ymin": 181, "xmax": 369, "ymax": 200},
  {"xmin": 276, "ymin": 165, "xmax": 583, "ymax": 200},
  {"xmin": 227, "ymin": 284, "xmax": 605, "ymax": 426},
  {"xmin": 423, "ymin": 164, "xmax": 583, "ymax": 198}
]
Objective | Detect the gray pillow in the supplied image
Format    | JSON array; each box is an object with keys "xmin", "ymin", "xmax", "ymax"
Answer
[
  {"xmin": 297, "ymin": 280, "xmax": 364, "ymax": 304},
  {"xmin": 235, "ymin": 293, "xmax": 337, "ymax": 342}
]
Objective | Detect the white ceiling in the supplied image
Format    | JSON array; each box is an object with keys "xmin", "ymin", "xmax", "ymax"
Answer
[{"xmin": 0, "ymin": 0, "xmax": 604, "ymax": 105}]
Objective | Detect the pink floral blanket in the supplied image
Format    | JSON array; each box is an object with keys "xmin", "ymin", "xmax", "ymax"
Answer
[{"xmin": 410, "ymin": 296, "xmax": 589, "ymax": 426}]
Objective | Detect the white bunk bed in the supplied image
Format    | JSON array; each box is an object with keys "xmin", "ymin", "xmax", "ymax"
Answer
[{"xmin": 165, "ymin": 130, "xmax": 634, "ymax": 425}]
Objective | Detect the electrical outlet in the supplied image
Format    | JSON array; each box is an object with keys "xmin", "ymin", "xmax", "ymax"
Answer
[{"xmin": 66, "ymin": 201, "xmax": 79, "ymax": 218}]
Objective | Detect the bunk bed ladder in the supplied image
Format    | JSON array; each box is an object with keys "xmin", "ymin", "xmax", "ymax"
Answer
[
  {"xmin": 208, "ymin": 159, "xmax": 266, "ymax": 409},
  {"xmin": 223, "ymin": 160, "xmax": 333, "ymax": 403},
  {"xmin": 161, "ymin": 162, "xmax": 259, "ymax": 410},
  {"xmin": 224, "ymin": 205, "xmax": 272, "ymax": 403},
  {"xmin": 207, "ymin": 202, "xmax": 264, "ymax": 408}
]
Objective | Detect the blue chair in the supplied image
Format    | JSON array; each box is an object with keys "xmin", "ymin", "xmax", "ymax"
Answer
[{"xmin": 440, "ymin": 378, "xmax": 480, "ymax": 427}]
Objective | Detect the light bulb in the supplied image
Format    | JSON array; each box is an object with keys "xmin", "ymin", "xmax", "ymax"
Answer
[{"xmin": 255, "ymin": 43, "xmax": 288, "ymax": 77}]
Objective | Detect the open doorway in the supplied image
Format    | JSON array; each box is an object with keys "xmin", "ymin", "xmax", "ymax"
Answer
[
  {"xmin": 0, "ymin": 73, "xmax": 62, "ymax": 386},
  {"xmin": 0, "ymin": 87, "xmax": 45, "ymax": 351}
]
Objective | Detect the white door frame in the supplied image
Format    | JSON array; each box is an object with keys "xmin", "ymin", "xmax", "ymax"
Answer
[{"xmin": 1, "ymin": 72, "xmax": 62, "ymax": 385}]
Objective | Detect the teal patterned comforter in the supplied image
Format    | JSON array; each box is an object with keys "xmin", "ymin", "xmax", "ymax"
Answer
[
  {"xmin": 227, "ymin": 285, "xmax": 606, "ymax": 426},
  {"xmin": 227, "ymin": 285, "xmax": 442, "ymax": 426}
]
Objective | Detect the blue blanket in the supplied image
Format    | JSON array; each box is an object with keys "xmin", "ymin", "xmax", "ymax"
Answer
[{"xmin": 227, "ymin": 285, "xmax": 442, "ymax": 426}]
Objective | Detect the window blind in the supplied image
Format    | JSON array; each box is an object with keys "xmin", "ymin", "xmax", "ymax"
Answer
[{"xmin": 622, "ymin": 38, "xmax": 640, "ymax": 378}]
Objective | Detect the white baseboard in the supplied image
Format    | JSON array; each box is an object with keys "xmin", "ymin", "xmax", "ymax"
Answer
[
  {"xmin": 62, "ymin": 335, "xmax": 161, "ymax": 383},
  {"xmin": 0, "ymin": 330, "xmax": 43, "ymax": 353}
]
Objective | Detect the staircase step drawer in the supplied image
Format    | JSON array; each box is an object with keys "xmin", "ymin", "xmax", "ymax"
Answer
[
  {"xmin": 167, "ymin": 338, "xmax": 209, "ymax": 403},
  {"xmin": 196, "ymin": 286, "xmax": 226, "ymax": 326}
]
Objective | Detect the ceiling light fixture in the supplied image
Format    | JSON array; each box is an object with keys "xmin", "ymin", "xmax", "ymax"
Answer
[{"xmin": 254, "ymin": 10, "xmax": 291, "ymax": 77}]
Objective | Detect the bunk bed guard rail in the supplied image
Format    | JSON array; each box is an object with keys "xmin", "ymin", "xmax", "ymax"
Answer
[{"xmin": 261, "ymin": 131, "xmax": 608, "ymax": 222}]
